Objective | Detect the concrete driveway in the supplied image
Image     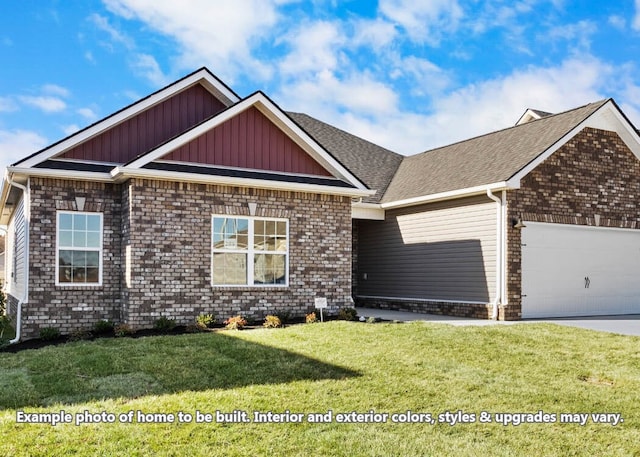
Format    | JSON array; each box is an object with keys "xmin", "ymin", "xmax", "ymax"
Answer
[{"xmin": 355, "ymin": 307, "xmax": 640, "ymax": 336}]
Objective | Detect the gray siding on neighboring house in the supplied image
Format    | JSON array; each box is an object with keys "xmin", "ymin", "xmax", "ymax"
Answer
[
  {"xmin": 6, "ymin": 196, "xmax": 26, "ymax": 302},
  {"xmin": 356, "ymin": 195, "xmax": 497, "ymax": 304}
]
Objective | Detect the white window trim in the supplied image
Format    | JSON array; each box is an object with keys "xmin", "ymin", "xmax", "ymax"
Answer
[
  {"xmin": 211, "ymin": 215, "xmax": 289, "ymax": 287},
  {"xmin": 56, "ymin": 211, "xmax": 104, "ymax": 287}
]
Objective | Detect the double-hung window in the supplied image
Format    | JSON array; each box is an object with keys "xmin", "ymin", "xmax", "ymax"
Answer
[
  {"xmin": 57, "ymin": 211, "xmax": 103, "ymax": 285},
  {"xmin": 212, "ymin": 216, "xmax": 288, "ymax": 286}
]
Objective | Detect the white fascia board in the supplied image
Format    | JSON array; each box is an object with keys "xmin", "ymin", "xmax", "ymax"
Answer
[
  {"xmin": 352, "ymin": 202, "xmax": 385, "ymax": 220},
  {"xmin": 510, "ymin": 100, "xmax": 640, "ymax": 183},
  {"xmin": 17, "ymin": 69, "xmax": 240, "ymax": 169},
  {"xmin": 381, "ymin": 182, "xmax": 511, "ymax": 209},
  {"xmin": 125, "ymin": 92, "xmax": 369, "ymax": 191},
  {"xmin": 111, "ymin": 167, "xmax": 375, "ymax": 198},
  {"xmin": 7, "ymin": 167, "xmax": 114, "ymax": 182}
]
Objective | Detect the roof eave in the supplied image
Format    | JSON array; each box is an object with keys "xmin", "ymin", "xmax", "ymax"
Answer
[
  {"xmin": 111, "ymin": 167, "xmax": 375, "ymax": 198},
  {"xmin": 7, "ymin": 166, "xmax": 114, "ymax": 182},
  {"xmin": 381, "ymin": 182, "xmax": 513, "ymax": 209}
]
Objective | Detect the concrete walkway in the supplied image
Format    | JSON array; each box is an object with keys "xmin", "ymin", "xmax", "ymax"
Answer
[{"xmin": 355, "ymin": 307, "xmax": 640, "ymax": 336}]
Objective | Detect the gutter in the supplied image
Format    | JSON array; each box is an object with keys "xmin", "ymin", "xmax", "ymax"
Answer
[
  {"xmin": 6, "ymin": 175, "xmax": 29, "ymax": 344},
  {"xmin": 381, "ymin": 181, "xmax": 514, "ymax": 210},
  {"xmin": 486, "ymin": 188, "xmax": 505, "ymax": 320}
]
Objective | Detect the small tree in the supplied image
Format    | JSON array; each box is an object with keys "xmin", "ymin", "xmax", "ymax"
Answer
[{"xmin": 0, "ymin": 281, "xmax": 10, "ymax": 342}]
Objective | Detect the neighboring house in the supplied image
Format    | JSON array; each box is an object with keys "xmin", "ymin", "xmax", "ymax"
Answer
[{"xmin": 1, "ymin": 67, "xmax": 640, "ymax": 340}]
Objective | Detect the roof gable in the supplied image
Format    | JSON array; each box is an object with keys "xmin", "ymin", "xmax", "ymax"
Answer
[
  {"xmin": 382, "ymin": 100, "xmax": 615, "ymax": 204},
  {"xmin": 14, "ymin": 68, "xmax": 240, "ymax": 169},
  {"xmin": 120, "ymin": 91, "xmax": 368, "ymax": 191},
  {"xmin": 160, "ymin": 106, "xmax": 331, "ymax": 177},
  {"xmin": 57, "ymin": 83, "xmax": 227, "ymax": 165}
]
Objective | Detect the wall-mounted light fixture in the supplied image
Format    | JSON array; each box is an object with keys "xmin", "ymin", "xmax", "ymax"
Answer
[{"xmin": 513, "ymin": 216, "xmax": 526, "ymax": 229}]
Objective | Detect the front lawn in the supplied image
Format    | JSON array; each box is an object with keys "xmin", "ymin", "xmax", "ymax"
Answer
[{"xmin": 1, "ymin": 321, "xmax": 638, "ymax": 456}]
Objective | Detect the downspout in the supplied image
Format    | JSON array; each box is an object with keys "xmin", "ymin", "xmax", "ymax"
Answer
[
  {"xmin": 486, "ymin": 189, "xmax": 503, "ymax": 320},
  {"xmin": 7, "ymin": 176, "xmax": 29, "ymax": 344}
]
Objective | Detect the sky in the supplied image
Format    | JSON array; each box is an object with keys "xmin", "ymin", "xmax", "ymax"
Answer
[{"xmin": 2, "ymin": 0, "xmax": 640, "ymax": 175}]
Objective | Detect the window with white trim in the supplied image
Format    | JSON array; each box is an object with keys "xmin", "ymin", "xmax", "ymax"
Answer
[
  {"xmin": 57, "ymin": 211, "xmax": 103, "ymax": 285},
  {"xmin": 212, "ymin": 216, "xmax": 288, "ymax": 286}
]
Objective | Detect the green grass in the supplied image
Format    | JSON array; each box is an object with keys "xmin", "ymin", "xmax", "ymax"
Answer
[{"xmin": 1, "ymin": 321, "xmax": 639, "ymax": 456}]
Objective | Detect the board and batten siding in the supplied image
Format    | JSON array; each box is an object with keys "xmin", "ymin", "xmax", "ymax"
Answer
[
  {"xmin": 6, "ymin": 195, "xmax": 26, "ymax": 300},
  {"xmin": 356, "ymin": 195, "xmax": 497, "ymax": 303}
]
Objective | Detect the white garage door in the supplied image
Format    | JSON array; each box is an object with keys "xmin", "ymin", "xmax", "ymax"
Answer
[{"xmin": 521, "ymin": 222, "xmax": 640, "ymax": 318}]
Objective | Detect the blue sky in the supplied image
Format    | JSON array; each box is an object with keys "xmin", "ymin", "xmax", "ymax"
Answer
[{"xmin": 2, "ymin": 0, "xmax": 640, "ymax": 174}]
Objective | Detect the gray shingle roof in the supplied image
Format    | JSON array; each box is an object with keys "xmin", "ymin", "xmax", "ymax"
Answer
[
  {"xmin": 288, "ymin": 112, "xmax": 403, "ymax": 203},
  {"xmin": 381, "ymin": 100, "xmax": 608, "ymax": 203}
]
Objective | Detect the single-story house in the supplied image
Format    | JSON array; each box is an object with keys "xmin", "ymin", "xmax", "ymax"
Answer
[{"xmin": 2, "ymin": 67, "xmax": 640, "ymax": 340}]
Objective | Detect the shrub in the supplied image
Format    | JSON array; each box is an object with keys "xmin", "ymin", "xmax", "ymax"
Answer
[
  {"xmin": 196, "ymin": 313, "xmax": 216, "ymax": 330},
  {"xmin": 93, "ymin": 319, "xmax": 114, "ymax": 335},
  {"xmin": 305, "ymin": 312, "xmax": 318, "ymax": 324},
  {"xmin": 338, "ymin": 307, "xmax": 358, "ymax": 321},
  {"xmin": 39, "ymin": 327, "xmax": 61, "ymax": 341},
  {"xmin": 0, "ymin": 281, "xmax": 9, "ymax": 342},
  {"xmin": 114, "ymin": 323, "xmax": 135, "ymax": 337},
  {"xmin": 224, "ymin": 315, "xmax": 247, "ymax": 330},
  {"xmin": 263, "ymin": 315, "xmax": 282, "ymax": 329},
  {"xmin": 153, "ymin": 316, "xmax": 176, "ymax": 332},
  {"xmin": 0, "ymin": 280, "xmax": 5, "ymax": 315},
  {"xmin": 275, "ymin": 310, "xmax": 292, "ymax": 325},
  {"xmin": 68, "ymin": 330, "xmax": 92, "ymax": 341},
  {"xmin": 0, "ymin": 314, "xmax": 11, "ymax": 340}
]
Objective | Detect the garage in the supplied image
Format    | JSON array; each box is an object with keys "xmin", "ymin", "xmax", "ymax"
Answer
[{"xmin": 521, "ymin": 222, "xmax": 640, "ymax": 318}]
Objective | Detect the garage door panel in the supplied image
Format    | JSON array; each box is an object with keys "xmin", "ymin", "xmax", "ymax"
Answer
[{"xmin": 521, "ymin": 222, "xmax": 640, "ymax": 318}]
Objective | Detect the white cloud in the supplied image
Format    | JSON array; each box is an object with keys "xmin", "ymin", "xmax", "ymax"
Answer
[
  {"xmin": 351, "ymin": 18, "xmax": 398, "ymax": 49},
  {"xmin": 88, "ymin": 13, "xmax": 134, "ymax": 49},
  {"xmin": 608, "ymin": 15, "xmax": 626, "ymax": 30},
  {"xmin": 42, "ymin": 84, "xmax": 70, "ymax": 97},
  {"xmin": 279, "ymin": 21, "xmax": 345, "ymax": 76},
  {"xmin": 19, "ymin": 96, "xmax": 67, "ymax": 113},
  {"xmin": 378, "ymin": 0, "xmax": 463, "ymax": 44},
  {"xmin": 280, "ymin": 70, "xmax": 399, "ymax": 117},
  {"xmin": 0, "ymin": 97, "xmax": 18, "ymax": 112},
  {"xmin": 132, "ymin": 54, "xmax": 170, "ymax": 86},
  {"xmin": 287, "ymin": 56, "xmax": 613, "ymax": 156},
  {"xmin": 544, "ymin": 20, "xmax": 597, "ymax": 51},
  {"xmin": 103, "ymin": 0, "xmax": 285, "ymax": 82},
  {"xmin": 63, "ymin": 124, "xmax": 81, "ymax": 136},
  {"xmin": 634, "ymin": 0, "xmax": 640, "ymax": 31},
  {"xmin": 0, "ymin": 129, "xmax": 48, "ymax": 172},
  {"xmin": 77, "ymin": 107, "xmax": 98, "ymax": 121},
  {"xmin": 85, "ymin": 51, "xmax": 97, "ymax": 64}
]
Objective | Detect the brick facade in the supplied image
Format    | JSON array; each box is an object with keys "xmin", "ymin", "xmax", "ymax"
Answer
[
  {"xmin": 356, "ymin": 296, "xmax": 493, "ymax": 319},
  {"xmin": 504, "ymin": 127, "xmax": 640, "ymax": 320},
  {"xmin": 16, "ymin": 177, "xmax": 352, "ymax": 337},
  {"xmin": 23, "ymin": 178, "xmax": 123, "ymax": 338}
]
